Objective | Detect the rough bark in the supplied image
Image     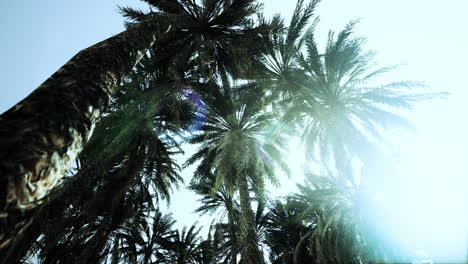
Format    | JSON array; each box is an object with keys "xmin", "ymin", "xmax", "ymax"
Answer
[
  {"xmin": 0, "ymin": 20, "xmax": 167, "ymax": 248},
  {"xmin": 238, "ymin": 173, "xmax": 264, "ymax": 264},
  {"xmin": 2, "ymin": 140, "xmax": 145, "ymax": 262},
  {"xmin": 226, "ymin": 202, "xmax": 238, "ymax": 264},
  {"xmin": 0, "ymin": 165, "xmax": 100, "ymax": 263}
]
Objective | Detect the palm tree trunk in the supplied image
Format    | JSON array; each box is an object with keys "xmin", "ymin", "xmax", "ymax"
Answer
[
  {"xmin": 0, "ymin": 162, "xmax": 102, "ymax": 263},
  {"xmin": 0, "ymin": 20, "xmax": 166, "ymax": 215},
  {"xmin": 226, "ymin": 203, "xmax": 238, "ymax": 264},
  {"xmin": 1, "ymin": 131, "xmax": 150, "ymax": 261},
  {"xmin": 238, "ymin": 173, "xmax": 264, "ymax": 264}
]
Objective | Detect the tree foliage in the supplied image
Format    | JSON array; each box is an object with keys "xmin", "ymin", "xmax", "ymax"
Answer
[{"xmin": 5, "ymin": 0, "xmax": 444, "ymax": 263}]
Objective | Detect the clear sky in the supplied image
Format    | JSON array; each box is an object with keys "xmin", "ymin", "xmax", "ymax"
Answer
[{"xmin": 1, "ymin": 0, "xmax": 467, "ymax": 262}]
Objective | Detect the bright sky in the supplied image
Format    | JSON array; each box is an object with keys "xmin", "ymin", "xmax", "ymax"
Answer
[{"xmin": 1, "ymin": 0, "xmax": 467, "ymax": 262}]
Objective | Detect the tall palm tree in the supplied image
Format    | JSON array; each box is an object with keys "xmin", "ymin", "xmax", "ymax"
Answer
[
  {"xmin": 0, "ymin": 18, "xmax": 167, "ymax": 214},
  {"xmin": 190, "ymin": 176, "xmax": 240, "ymax": 264},
  {"xmin": 185, "ymin": 80, "xmax": 289, "ymax": 264},
  {"xmin": 209, "ymin": 196, "xmax": 270, "ymax": 264},
  {"xmin": 0, "ymin": 0, "xmax": 266, "ymax": 249},
  {"xmin": 286, "ymin": 21, "xmax": 443, "ymax": 184},
  {"xmin": 0, "ymin": 0, "xmax": 262, "ymax": 218},
  {"xmin": 1, "ymin": 59, "xmax": 192, "ymax": 262}
]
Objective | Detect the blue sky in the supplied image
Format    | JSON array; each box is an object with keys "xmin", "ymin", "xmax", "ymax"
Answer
[{"xmin": 1, "ymin": 0, "xmax": 467, "ymax": 262}]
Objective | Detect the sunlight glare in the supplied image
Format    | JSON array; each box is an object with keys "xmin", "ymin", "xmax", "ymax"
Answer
[{"xmin": 375, "ymin": 101, "xmax": 468, "ymax": 263}]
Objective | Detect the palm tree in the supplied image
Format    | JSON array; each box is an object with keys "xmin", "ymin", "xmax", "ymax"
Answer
[
  {"xmin": 194, "ymin": 227, "xmax": 222, "ymax": 264},
  {"xmin": 254, "ymin": 0, "xmax": 319, "ymax": 102},
  {"xmin": 0, "ymin": 0, "xmax": 267, "ymax": 248},
  {"xmin": 286, "ymin": 21, "xmax": 443, "ymax": 184},
  {"xmin": 208, "ymin": 196, "xmax": 269, "ymax": 264},
  {"xmin": 32, "ymin": 206, "xmax": 177, "ymax": 264},
  {"xmin": 169, "ymin": 225, "xmax": 202, "ymax": 264},
  {"xmin": 1, "ymin": 59, "xmax": 193, "ymax": 262},
  {"xmin": 26, "ymin": 136, "xmax": 176, "ymax": 264},
  {"xmin": 289, "ymin": 173, "xmax": 400, "ymax": 264},
  {"xmin": 115, "ymin": 209, "xmax": 176, "ymax": 264},
  {"xmin": 185, "ymin": 80, "xmax": 289, "ymax": 264},
  {"xmin": 0, "ymin": 0, "xmax": 262, "ymax": 218},
  {"xmin": 0, "ymin": 18, "xmax": 167, "ymax": 214},
  {"xmin": 190, "ymin": 176, "xmax": 240, "ymax": 264},
  {"xmin": 265, "ymin": 200, "xmax": 313, "ymax": 264}
]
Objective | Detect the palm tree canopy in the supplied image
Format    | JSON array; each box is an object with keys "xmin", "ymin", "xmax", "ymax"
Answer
[
  {"xmin": 285, "ymin": 21, "xmax": 445, "ymax": 183},
  {"xmin": 185, "ymin": 81, "xmax": 289, "ymax": 192},
  {"xmin": 289, "ymin": 173, "xmax": 403, "ymax": 264},
  {"xmin": 254, "ymin": 0, "xmax": 320, "ymax": 101},
  {"xmin": 265, "ymin": 200, "xmax": 313, "ymax": 264},
  {"xmin": 169, "ymin": 224, "xmax": 203, "ymax": 264},
  {"xmin": 120, "ymin": 0, "xmax": 265, "ymax": 80}
]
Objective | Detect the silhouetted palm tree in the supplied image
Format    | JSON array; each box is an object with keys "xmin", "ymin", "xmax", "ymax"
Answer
[
  {"xmin": 114, "ymin": 209, "xmax": 176, "ymax": 264},
  {"xmin": 0, "ymin": 1, "xmax": 263, "ymax": 249},
  {"xmin": 190, "ymin": 176, "xmax": 240, "ymax": 264},
  {"xmin": 26, "ymin": 133, "xmax": 180, "ymax": 264},
  {"xmin": 169, "ymin": 225, "xmax": 202, "ymax": 264},
  {"xmin": 3, "ymin": 55, "xmax": 193, "ymax": 263},
  {"xmin": 265, "ymin": 200, "xmax": 313, "ymax": 264}
]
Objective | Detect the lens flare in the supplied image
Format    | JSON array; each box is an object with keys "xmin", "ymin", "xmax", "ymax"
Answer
[{"xmin": 184, "ymin": 90, "xmax": 207, "ymax": 133}]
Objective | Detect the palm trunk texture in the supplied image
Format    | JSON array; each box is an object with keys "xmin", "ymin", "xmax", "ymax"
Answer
[
  {"xmin": 238, "ymin": 173, "xmax": 264, "ymax": 264},
  {"xmin": 226, "ymin": 203, "xmax": 239, "ymax": 264},
  {"xmin": 0, "ymin": 20, "xmax": 165, "ymax": 249}
]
